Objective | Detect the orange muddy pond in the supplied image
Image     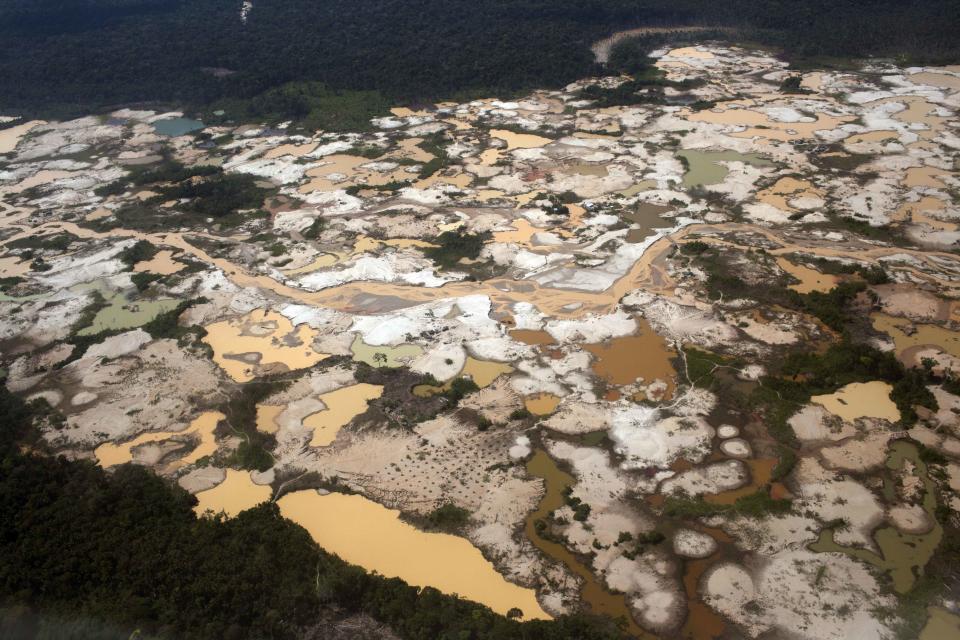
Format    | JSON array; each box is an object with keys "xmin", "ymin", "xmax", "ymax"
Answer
[
  {"xmin": 584, "ymin": 319, "xmax": 676, "ymax": 397},
  {"xmin": 277, "ymin": 490, "xmax": 550, "ymax": 620}
]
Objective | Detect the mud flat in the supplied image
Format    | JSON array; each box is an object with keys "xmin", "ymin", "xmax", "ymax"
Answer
[{"xmin": 277, "ymin": 490, "xmax": 550, "ymax": 620}]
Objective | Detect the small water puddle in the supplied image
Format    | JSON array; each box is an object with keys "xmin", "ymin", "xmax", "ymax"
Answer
[
  {"xmin": 73, "ymin": 281, "xmax": 180, "ymax": 337},
  {"xmin": 152, "ymin": 117, "xmax": 205, "ymax": 137},
  {"xmin": 810, "ymin": 381, "xmax": 899, "ymax": 423},
  {"xmin": 202, "ymin": 309, "xmax": 328, "ymax": 383},
  {"xmin": 414, "ymin": 356, "xmax": 513, "ymax": 397}
]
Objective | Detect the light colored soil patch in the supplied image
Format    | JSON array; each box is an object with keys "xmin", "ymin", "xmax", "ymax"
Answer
[
  {"xmin": 13, "ymin": 170, "xmax": 74, "ymax": 192},
  {"xmin": 703, "ymin": 552, "xmax": 893, "ymax": 639},
  {"xmin": 661, "ymin": 460, "xmax": 748, "ymax": 498},
  {"xmin": 789, "ymin": 404, "xmax": 856, "ymax": 442},
  {"xmin": 673, "ymin": 529, "xmax": 717, "ymax": 558}
]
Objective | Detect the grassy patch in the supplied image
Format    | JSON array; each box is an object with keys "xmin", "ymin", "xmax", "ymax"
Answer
[{"xmin": 682, "ymin": 347, "xmax": 735, "ymax": 388}]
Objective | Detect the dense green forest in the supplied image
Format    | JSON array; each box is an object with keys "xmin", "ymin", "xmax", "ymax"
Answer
[
  {"xmin": 0, "ymin": 384, "xmax": 625, "ymax": 640},
  {"xmin": 0, "ymin": 0, "xmax": 958, "ymax": 120}
]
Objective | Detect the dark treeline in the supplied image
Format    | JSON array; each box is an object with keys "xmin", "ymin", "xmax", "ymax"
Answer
[
  {"xmin": 0, "ymin": 0, "xmax": 958, "ymax": 120},
  {"xmin": 0, "ymin": 385, "xmax": 625, "ymax": 640}
]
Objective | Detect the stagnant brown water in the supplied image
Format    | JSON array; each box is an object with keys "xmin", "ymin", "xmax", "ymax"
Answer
[
  {"xmin": 510, "ymin": 329, "xmax": 557, "ymax": 346},
  {"xmin": 809, "ymin": 441, "xmax": 942, "ymax": 594},
  {"xmin": 525, "ymin": 449, "xmax": 654, "ymax": 638},
  {"xmin": 681, "ymin": 556, "xmax": 726, "ymax": 639},
  {"xmin": 278, "ymin": 490, "xmax": 550, "ymax": 620},
  {"xmin": 584, "ymin": 319, "xmax": 676, "ymax": 398},
  {"xmin": 623, "ymin": 203, "xmax": 674, "ymax": 244},
  {"xmin": 703, "ymin": 458, "xmax": 776, "ymax": 506}
]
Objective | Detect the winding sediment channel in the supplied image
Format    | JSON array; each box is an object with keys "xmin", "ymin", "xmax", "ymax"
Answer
[
  {"xmin": 16, "ymin": 220, "xmax": 960, "ymax": 319},
  {"xmin": 525, "ymin": 449, "xmax": 655, "ymax": 638}
]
